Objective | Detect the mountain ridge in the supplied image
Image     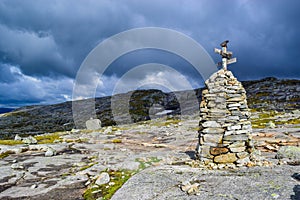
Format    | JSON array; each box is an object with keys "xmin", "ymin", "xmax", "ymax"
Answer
[{"xmin": 0, "ymin": 77, "xmax": 299, "ymax": 139}]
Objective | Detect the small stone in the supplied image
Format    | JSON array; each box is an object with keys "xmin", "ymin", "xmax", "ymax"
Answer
[
  {"xmin": 85, "ymin": 180, "xmax": 91, "ymax": 186},
  {"xmin": 199, "ymin": 146, "xmax": 214, "ymax": 159},
  {"xmin": 210, "ymin": 147, "xmax": 229, "ymax": 156},
  {"xmin": 224, "ymin": 130, "xmax": 235, "ymax": 136},
  {"xmin": 209, "ymin": 109, "xmax": 227, "ymax": 114},
  {"xmin": 71, "ymin": 129, "xmax": 81, "ymax": 133},
  {"xmin": 227, "ymin": 97, "xmax": 244, "ymax": 102},
  {"xmin": 228, "ymin": 141, "xmax": 245, "ymax": 148},
  {"xmin": 226, "ymin": 163, "xmax": 237, "ymax": 169},
  {"xmin": 202, "ymin": 128, "xmax": 224, "ymax": 134},
  {"xmin": 92, "ymin": 190, "xmax": 102, "ymax": 194},
  {"xmin": 227, "ymin": 125, "xmax": 241, "ymax": 131},
  {"xmin": 223, "ymin": 134, "xmax": 249, "ymax": 141},
  {"xmin": 202, "ymin": 121, "xmax": 221, "ymax": 128},
  {"xmin": 242, "ymin": 124, "xmax": 252, "ymax": 130},
  {"xmin": 229, "ymin": 147, "xmax": 246, "ymax": 153},
  {"xmin": 14, "ymin": 134, "xmax": 22, "ymax": 141},
  {"xmin": 95, "ymin": 172, "xmax": 110, "ymax": 186},
  {"xmin": 214, "ymin": 153, "xmax": 237, "ymax": 163},
  {"xmin": 227, "ymin": 116, "xmax": 240, "ymax": 121},
  {"xmin": 109, "ymin": 182, "xmax": 115, "ymax": 186},
  {"xmin": 11, "ymin": 163, "xmax": 24, "ymax": 170},
  {"xmin": 180, "ymin": 182, "xmax": 200, "ymax": 195},
  {"xmin": 235, "ymin": 130, "xmax": 250, "ymax": 135},
  {"xmin": 45, "ymin": 147, "xmax": 56, "ymax": 157},
  {"xmin": 207, "ymin": 101, "xmax": 216, "ymax": 108},
  {"xmin": 228, "ymin": 103, "xmax": 241, "ymax": 108},
  {"xmin": 203, "ymin": 134, "xmax": 223, "ymax": 143},
  {"xmin": 271, "ymin": 193, "xmax": 280, "ymax": 199},
  {"xmin": 237, "ymin": 152, "xmax": 249, "ymax": 159},
  {"xmin": 30, "ymin": 184, "xmax": 38, "ymax": 189},
  {"xmin": 218, "ymin": 164, "xmax": 226, "ymax": 169},
  {"xmin": 236, "ymin": 157, "xmax": 250, "ymax": 166}
]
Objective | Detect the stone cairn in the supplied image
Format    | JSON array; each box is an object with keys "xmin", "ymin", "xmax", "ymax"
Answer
[
  {"xmin": 196, "ymin": 41, "xmax": 255, "ymax": 167},
  {"xmin": 196, "ymin": 69, "xmax": 254, "ymax": 167}
]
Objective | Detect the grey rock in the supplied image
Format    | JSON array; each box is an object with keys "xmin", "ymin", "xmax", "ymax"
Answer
[
  {"xmin": 227, "ymin": 125, "xmax": 242, "ymax": 131},
  {"xmin": 277, "ymin": 146, "xmax": 300, "ymax": 161},
  {"xmin": 85, "ymin": 118, "xmax": 102, "ymax": 130},
  {"xmin": 11, "ymin": 163, "xmax": 24, "ymax": 170},
  {"xmin": 228, "ymin": 141, "xmax": 245, "ymax": 148},
  {"xmin": 202, "ymin": 128, "xmax": 224, "ymax": 134},
  {"xmin": 112, "ymin": 165, "xmax": 300, "ymax": 200},
  {"xmin": 14, "ymin": 134, "xmax": 22, "ymax": 141},
  {"xmin": 229, "ymin": 147, "xmax": 246, "ymax": 153},
  {"xmin": 23, "ymin": 136, "xmax": 37, "ymax": 144},
  {"xmin": 228, "ymin": 103, "xmax": 241, "ymax": 108},
  {"xmin": 203, "ymin": 134, "xmax": 223, "ymax": 143},
  {"xmin": 45, "ymin": 147, "xmax": 56, "ymax": 157},
  {"xmin": 95, "ymin": 172, "xmax": 110, "ymax": 186},
  {"xmin": 236, "ymin": 157, "xmax": 250, "ymax": 165},
  {"xmin": 202, "ymin": 121, "xmax": 221, "ymax": 128},
  {"xmin": 223, "ymin": 134, "xmax": 249, "ymax": 141}
]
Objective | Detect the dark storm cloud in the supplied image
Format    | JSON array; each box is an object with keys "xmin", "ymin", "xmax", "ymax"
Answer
[
  {"xmin": 0, "ymin": 0, "xmax": 134, "ymax": 78},
  {"xmin": 0, "ymin": 0, "xmax": 299, "ymax": 107},
  {"xmin": 0, "ymin": 63, "xmax": 74, "ymax": 107},
  {"xmin": 1, "ymin": 0, "xmax": 299, "ymax": 78}
]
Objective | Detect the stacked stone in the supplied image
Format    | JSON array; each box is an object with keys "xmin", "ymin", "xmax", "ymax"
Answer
[{"xmin": 196, "ymin": 69, "xmax": 254, "ymax": 167}]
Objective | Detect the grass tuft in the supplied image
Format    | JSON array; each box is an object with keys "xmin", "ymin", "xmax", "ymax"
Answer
[{"xmin": 0, "ymin": 140, "xmax": 23, "ymax": 145}]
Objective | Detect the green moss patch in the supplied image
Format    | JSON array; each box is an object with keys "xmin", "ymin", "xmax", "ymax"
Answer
[
  {"xmin": 250, "ymin": 110, "xmax": 300, "ymax": 128},
  {"xmin": 0, "ymin": 151, "xmax": 11, "ymax": 159},
  {"xmin": 111, "ymin": 139, "xmax": 122, "ymax": 143},
  {"xmin": 0, "ymin": 140, "xmax": 23, "ymax": 145},
  {"xmin": 35, "ymin": 132, "xmax": 63, "ymax": 144},
  {"xmin": 83, "ymin": 157, "xmax": 162, "ymax": 199},
  {"xmin": 135, "ymin": 157, "xmax": 162, "ymax": 170},
  {"xmin": 83, "ymin": 169, "xmax": 134, "ymax": 200},
  {"xmin": 148, "ymin": 119, "xmax": 181, "ymax": 127}
]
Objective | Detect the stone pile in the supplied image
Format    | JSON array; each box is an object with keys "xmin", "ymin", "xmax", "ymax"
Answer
[{"xmin": 196, "ymin": 69, "xmax": 254, "ymax": 166}]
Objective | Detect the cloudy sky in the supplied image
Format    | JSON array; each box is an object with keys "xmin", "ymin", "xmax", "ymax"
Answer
[{"xmin": 0, "ymin": 0, "xmax": 299, "ymax": 108}]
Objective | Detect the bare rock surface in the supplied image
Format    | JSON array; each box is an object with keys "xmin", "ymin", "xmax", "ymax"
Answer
[
  {"xmin": 0, "ymin": 116, "xmax": 299, "ymax": 199},
  {"xmin": 112, "ymin": 164, "xmax": 300, "ymax": 200}
]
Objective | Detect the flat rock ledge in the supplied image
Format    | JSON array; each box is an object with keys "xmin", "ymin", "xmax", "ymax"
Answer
[{"xmin": 112, "ymin": 164, "xmax": 300, "ymax": 200}]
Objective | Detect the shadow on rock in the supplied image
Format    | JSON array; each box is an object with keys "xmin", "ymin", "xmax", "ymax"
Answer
[
  {"xmin": 291, "ymin": 185, "xmax": 300, "ymax": 200},
  {"xmin": 291, "ymin": 173, "xmax": 300, "ymax": 200},
  {"xmin": 184, "ymin": 150, "xmax": 196, "ymax": 160}
]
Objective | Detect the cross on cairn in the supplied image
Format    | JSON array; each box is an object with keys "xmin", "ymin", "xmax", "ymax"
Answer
[{"xmin": 214, "ymin": 40, "xmax": 237, "ymax": 70}]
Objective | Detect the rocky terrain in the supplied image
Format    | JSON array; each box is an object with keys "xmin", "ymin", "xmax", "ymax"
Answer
[
  {"xmin": 0, "ymin": 77, "xmax": 299, "ymax": 139},
  {"xmin": 0, "ymin": 116, "xmax": 299, "ymax": 199},
  {"xmin": 0, "ymin": 76, "xmax": 299, "ymax": 199}
]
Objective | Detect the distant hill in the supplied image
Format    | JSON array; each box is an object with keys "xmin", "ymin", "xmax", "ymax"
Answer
[
  {"xmin": 0, "ymin": 108, "xmax": 14, "ymax": 114},
  {"xmin": 0, "ymin": 77, "xmax": 299, "ymax": 139}
]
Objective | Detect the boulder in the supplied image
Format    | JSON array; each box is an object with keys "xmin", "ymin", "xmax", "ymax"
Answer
[
  {"xmin": 276, "ymin": 146, "xmax": 300, "ymax": 162},
  {"xmin": 85, "ymin": 118, "xmax": 101, "ymax": 130}
]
